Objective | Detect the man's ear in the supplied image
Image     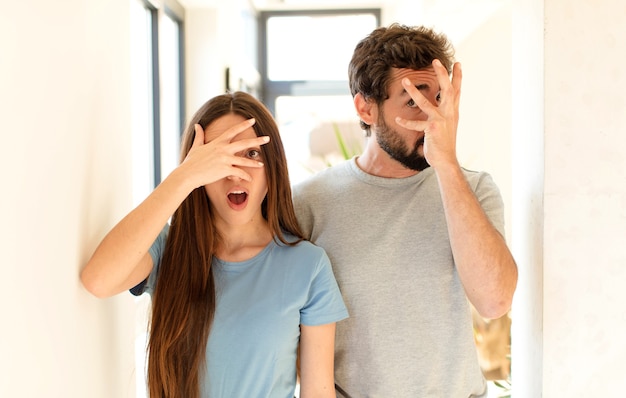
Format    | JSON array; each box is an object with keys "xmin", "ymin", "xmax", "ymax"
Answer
[{"xmin": 354, "ymin": 93, "xmax": 376, "ymax": 126}]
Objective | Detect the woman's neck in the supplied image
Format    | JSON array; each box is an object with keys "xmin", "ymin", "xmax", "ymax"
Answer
[{"xmin": 215, "ymin": 220, "xmax": 273, "ymax": 262}]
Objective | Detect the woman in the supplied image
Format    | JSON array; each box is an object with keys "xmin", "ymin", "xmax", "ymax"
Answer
[{"xmin": 81, "ymin": 91, "xmax": 348, "ymax": 398}]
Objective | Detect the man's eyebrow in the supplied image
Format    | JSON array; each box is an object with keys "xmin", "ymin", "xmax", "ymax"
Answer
[{"xmin": 402, "ymin": 83, "xmax": 430, "ymax": 94}]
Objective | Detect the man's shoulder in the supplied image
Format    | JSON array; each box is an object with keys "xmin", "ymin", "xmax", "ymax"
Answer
[
  {"xmin": 460, "ymin": 167, "xmax": 499, "ymax": 190},
  {"xmin": 460, "ymin": 166, "xmax": 490, "ymax": 177},
  {"xmin": 293, "ymin": 160, "xmax": 352, "ymax": 195}
]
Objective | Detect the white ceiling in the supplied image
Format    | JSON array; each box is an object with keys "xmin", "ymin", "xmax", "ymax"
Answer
[
  {"xmin": 178, "ymin": 0, "xmax": 393, "ymax": 10},
  {"xmin": 177, "ymin": 0, "xmax": 509, "ymax": 45}
]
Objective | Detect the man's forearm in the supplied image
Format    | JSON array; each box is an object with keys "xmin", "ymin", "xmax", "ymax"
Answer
[{"xmin": 436, "ymin": 163, "xmax": 518, "ymax": 319}]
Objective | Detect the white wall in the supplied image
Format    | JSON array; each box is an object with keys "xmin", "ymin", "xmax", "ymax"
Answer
[
  {"xmin": 0, "ymin": 1, "xmax": 137, "ymax": 397},
  {"xmin": 184, "ymin": 0, "xmax": 258, "ymax": 121},
  {"xmin": 184, "ymin": 7, "xmax": 222, "ymax": 113},
  {"xmin": 510, "ymin": 0, "xmax": 544, "ymax": 396},
  {"xmin": 512, "ymin": 0, "xmax": 626, "ymax": 396}
]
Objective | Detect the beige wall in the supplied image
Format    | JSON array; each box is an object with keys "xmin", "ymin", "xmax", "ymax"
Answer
[
  {"xmin": 512, "ymin": 0, "xmax": 626, "ymax": 396},
  {"xmin": 542, "ymin": 0, "xmax": 626, "ymax": 395},
  {"xmin": 0, "ymin": 1, "xmax": 137, "ymax": 397}
]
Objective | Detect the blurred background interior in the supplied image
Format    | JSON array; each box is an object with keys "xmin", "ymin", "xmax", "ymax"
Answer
[{"xmin": 2, "ymin": 0, "xmax": 625, "ymax": 397}]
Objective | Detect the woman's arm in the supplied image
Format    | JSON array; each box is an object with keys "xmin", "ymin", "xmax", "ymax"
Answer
[
  {"xmin": 80, "ymin": 120, "xmax": 269, "ymax": 298},
  {"xmin": 298, "ymin": 323, "xmax": 337, "ymax": 398},
  {"xmin": 79, "ymin": 171, "xmax": 194, "ymax": 298}
]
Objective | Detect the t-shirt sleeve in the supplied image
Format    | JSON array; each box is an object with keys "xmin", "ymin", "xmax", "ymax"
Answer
[
  {"xmin": 300, "ymin": 250, "xmax": 349, "ymax": 326},
  {"xmin": 473, "ymin": 172, "xmax": 507, "ymax": 237},
  {"xmin": 129, "ymin": 224, "xmax": 169, "ymax": 296}
]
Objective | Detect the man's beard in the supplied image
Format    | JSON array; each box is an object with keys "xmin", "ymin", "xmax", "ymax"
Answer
[{"xmin": 375, "ymin": 113, "xmax": 430, "ymax": 172}]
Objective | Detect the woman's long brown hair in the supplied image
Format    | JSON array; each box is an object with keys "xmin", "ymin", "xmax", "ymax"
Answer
[{"xmin": 147, "ymin": 91, "xmax": 304, "ymax": 398}]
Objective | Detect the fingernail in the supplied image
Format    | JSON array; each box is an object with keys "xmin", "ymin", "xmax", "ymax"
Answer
[
  {"xmin": 249, "ymin": 118, "xmax": 256, "ymax": 125},
  {"xmin": 433, "ymin": 59, "xmax": 441, "ymax": 66},
  {"xmin": 263, "ymin": 136, "xmax": 270, "ymax": 142}
]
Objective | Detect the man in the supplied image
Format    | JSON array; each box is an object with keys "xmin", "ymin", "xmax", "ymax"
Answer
[{"xmin": 292, "ymin": 24, "xmax": 518, "ymax": 397}]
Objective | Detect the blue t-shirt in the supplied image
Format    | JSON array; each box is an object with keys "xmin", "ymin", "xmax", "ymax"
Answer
[{"xmin": 132, "ymin": 225, "xmax": 348, "ymax": 398}]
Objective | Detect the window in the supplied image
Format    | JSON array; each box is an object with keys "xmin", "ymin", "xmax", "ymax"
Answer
[
  {"xmin": 131, "ymin": 0, "xmax": 185, "ymax": 201},
  {"xmin": 158, "ymin": 8, "xmax": 185, "ymax": 181},
  {"xmin": 260, "ymin": 9, "xmax": 379, "ymax": 110},
  {"xmin": 130, "ymin": 0, "xmax": 157, "ymax": 206},
  {"xmin": 259, "ymin": 9, "xmax": 380, "ymax": 183},
  {"xmin": 130, "ymin": 2, "xmax": 184, "ymax": 397}
]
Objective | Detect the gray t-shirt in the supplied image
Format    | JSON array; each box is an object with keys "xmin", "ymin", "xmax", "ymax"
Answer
[{"xmin": 293, "ymin": 158, "xmax": 504, "ymax": 397}]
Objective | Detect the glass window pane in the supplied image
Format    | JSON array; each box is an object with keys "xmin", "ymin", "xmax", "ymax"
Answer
[
  {"xmin": 159, "ymin": 13, "xmax": 182, "ymax": 181},
  {"xmin": 275, "ymin": 95, "xmax": 366, "ymax": 184},
  {"xmin": 267, "ymin": 14, "xmax": 377, "ymax": 81},
  {"xmin": 130, "ymin": 0, "xmax": 155, "ymax": 206},
  {"xmin": 130, "ymin": 3, "xmax": 154, "ymax": 398}
]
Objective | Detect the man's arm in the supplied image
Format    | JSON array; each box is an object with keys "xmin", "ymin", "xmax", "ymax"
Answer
[
  {"xmin": 396, "ymin": 59, "xmax": 517, "ymax": 318},
  {"xmin": 435, "ymin": 164, "xmax": 517, "ymax": 318}
]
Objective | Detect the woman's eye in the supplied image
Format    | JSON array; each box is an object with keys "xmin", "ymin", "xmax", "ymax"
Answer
[
  {"xmin": 407, "ymin": 99, "xmax": 418, "ymax": 108},
  {"xmin": 436, "ymin": 92, "xmax": 442, "ymax": 103},
  {"xmin": 246, "ymin": 149, "xmax": 261, "ymax": 160}
]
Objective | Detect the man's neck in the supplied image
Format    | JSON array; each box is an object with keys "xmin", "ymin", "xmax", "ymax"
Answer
[{"xmin": 356, "ymin": 144, "xmax": 420, "ymax": 178}]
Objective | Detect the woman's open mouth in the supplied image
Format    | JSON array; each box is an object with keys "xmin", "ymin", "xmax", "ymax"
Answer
[{"xmin": 227, "ymin": 190, "xmax": 248, "ymax": 207}]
